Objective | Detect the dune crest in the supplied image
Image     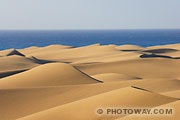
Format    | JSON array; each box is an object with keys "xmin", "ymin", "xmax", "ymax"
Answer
[
  {"xmin": 116, "ymin": 45, "xmax": 145, "ymax": 51},
  {"xmin": 6, "ymin": 49, "xmax": 25, "ymax": 57},
  {"xmin": 0, "ymin": 63, "xmax": 101, "ymax": 88}
]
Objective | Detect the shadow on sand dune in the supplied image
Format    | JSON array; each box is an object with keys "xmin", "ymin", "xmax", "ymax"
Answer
[
  {"xmin": 140, "ymin": 53, "xmax": 180, "ymax": 59},
  {"xmin": 143, "ymin": 48, "xmax": 178, "ymax": 54},
  {"xmin": 0, "ymin": 69, "xmax": 28, "ymax": 79},
  {"xmin": 27, "ymin": 56, "xmax": 58, "ymax": 64},
  {"xmin": 131, "ymin": 86, "xmax": 151, "ymax": 92},
  {"xmin": 6, "ymin": 49, "xmax": 26, "ymax": 57}
]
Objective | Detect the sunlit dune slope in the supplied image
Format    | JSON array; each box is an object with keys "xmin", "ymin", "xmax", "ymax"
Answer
[
  {"xmin": 77, "ymin": 58, "xmax": 180, "ymax": 79},
  {"xmin": 18, "ymin": 87, "xmax": 177, "ymax": 120},
  {"xmin": 0, "ymin": 63, "xmax": 101, "ymax": 88}
]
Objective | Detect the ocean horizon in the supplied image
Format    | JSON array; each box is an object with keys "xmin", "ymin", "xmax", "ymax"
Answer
[{"xmin": 0, "ymin": 29, "xmax": 180, "ymax": 50}]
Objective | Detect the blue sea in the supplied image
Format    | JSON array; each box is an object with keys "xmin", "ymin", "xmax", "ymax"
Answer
[{"xmin": 0, "ymin": 29, "xmax": 180, "ymax": 50}]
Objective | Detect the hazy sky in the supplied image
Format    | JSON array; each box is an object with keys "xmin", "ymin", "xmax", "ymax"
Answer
[{"xmin": 0, "ymin": 0, "xmax": 180, "ymax": 29}]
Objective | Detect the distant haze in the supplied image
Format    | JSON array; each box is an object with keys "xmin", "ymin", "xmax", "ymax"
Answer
[{"xmin": 0, "ymin": 0, "xmax": 180, "ymax": 29}]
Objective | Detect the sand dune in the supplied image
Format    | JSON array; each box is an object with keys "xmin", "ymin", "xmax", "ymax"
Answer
[
  {"xmin": 140, "ymin": 48, "xmax": 180, "ymax": 59},
  {"xmin": 72, "ymin": 51, "xmax": 141, "ymax": 64},
  {"xmin": 116, "ymin": 45, "xmax": 146, "ymax": 51},
  {"xmin": 18, "ymin": 87, "xmax": 177, "ymax": 120},
  {"xmin": 143, "ymin": 48, "xmax": 178, "ymax": 54},
  {"xmin": 132, "ymin": 79, "xmax": 180, "ymax": 93},
  {"xmin": 147, "ymin": 43, "xmax": 180, "ymax": 50},
  {"xmin": 22, "ymin": 44, "xmax": 120, "ymax": 62},
  {"xmin": 0, "ymin": 55, "xmax": 56, "ymax": 78},
  {"xmin": 77, "ymin": 58, "xmax": 180, "ymax": 79},
  {"xmin": 0, "ymin": 63, "xmax": 101, "ymax": 88},
  {"xmin": 92, "ymin": 73, "xmax": 142, "ymax": 82},
  {"xmin": 162, "ymin": 89, "xmax": 180, "ymax": 98},
  {"xmin": 19, "ymin": 44, "xmax": 74, "ymax": 55},
  {"xmin": 139, "ymin": 53, "xmax": 177, "ymax": 59},
  {"xmin": 0, "ymin": 48, "xmax": 15, "ymax": 56},
  {"xmin": 156, "ymin": 50, "xmax": 180, "ymax": 58},
  {"xmin": 26, "ymin": 56, "xmax": 57, "ymax": 64},
  {"xmin": 0, "ymin": 43, "xmax": 180, "ymax": 120},
  {"xmin": 0, "ymin": 69, "xmax": 28, "ymax": 79},
  {"xmin": 0, "ymin": 82, "xmax": 143, "ymax": 120},
  {"xmin": 0, "ymin": 55, "xmax": 39, "ymax": 72},
  {"xmin": 6, "ymin": 49, "xmax": 26, "ymax": 56},
  {"xmin": 0, "ymin": 49, "xmax": 26, "ymax": 57},
  {"xmin": 0, "ymin": 80, "xmax": 178, "ymax": 120}
]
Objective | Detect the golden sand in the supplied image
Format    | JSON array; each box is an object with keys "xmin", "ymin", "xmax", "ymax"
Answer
[{"xmin": 0, "ymin": 43, "xmax": 179, "ymax": 120}]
